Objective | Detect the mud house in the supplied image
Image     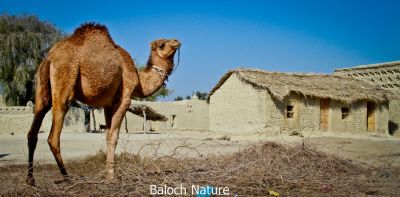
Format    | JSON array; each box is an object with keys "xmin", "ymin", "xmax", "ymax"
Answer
[
  {"xmin": 334, "ymin": 61, "xmax": 400, "ymax": 134},
  {"xmin": 208, "ymin": 68, "xmax": 392, "ymax": 134}
]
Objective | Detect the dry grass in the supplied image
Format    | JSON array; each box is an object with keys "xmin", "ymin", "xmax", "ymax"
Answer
[{"xmin": 0, "ymin": 142, "xmax": 399, "ymax": 196}]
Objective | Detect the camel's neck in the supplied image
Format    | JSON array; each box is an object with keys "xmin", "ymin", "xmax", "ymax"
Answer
[{"xmin": 137, "ymin": 52, "xmax": 174, "ymax": 97}]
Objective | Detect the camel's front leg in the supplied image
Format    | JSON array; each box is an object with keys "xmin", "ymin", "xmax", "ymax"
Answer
[{"xmin": 106, "ymin": 96, "xmax": 131, "ymax": 181}]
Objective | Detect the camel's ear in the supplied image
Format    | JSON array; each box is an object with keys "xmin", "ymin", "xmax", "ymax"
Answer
[{"xmin": 150, "ymin": 41, "xmax": 157, "ymax": 50}]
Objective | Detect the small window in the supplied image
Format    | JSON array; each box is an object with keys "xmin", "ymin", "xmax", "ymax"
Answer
[
  {"xmin": 286, "ymin": 105, "xmax": 294, "ymax": 118},
  {"xmin": 341, "ymin": 107, "xmax": 349, "ymax": 119}
]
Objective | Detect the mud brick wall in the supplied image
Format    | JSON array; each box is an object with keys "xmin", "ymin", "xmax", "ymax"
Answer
[{"xmin": 335, "ymin": 61, "xmax": 400, "ymax": 134}]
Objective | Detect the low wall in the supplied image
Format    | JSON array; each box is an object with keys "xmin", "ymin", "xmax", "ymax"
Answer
[
  {"xmin": 0, "ymin": 99, "xmax": 210, "ymax": 135},
  {"xmin": 90, "ymin": 100, "xmax": 209, "ymax": 132},
  {"xmin": 134, "ymin": 99, "xmax": 209, "ymax": 131},
  {"xmin": 0, "ymin": 106, "xmax": 85, "ymax": 135}
]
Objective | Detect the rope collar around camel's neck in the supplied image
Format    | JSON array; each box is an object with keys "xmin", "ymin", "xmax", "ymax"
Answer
[
  {"xmin": 151, "ymin": 65, "xmax": 167, "ymax": 78},
  {"xmin": 151, "ymin": 65, "xmax": 168, "ymax": 87}
]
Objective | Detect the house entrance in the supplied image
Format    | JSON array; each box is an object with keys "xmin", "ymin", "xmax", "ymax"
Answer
[
  {"xmin": 320, "ymin": 99, "xmax": 329, "ymax": 130},
  {"xmin": 367, "ymin": 102, "xmax": 376, "ymax": 132}
]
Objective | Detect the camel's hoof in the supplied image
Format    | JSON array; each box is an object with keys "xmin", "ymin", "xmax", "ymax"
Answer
[
  {"xmin": 54, "ymin": 176, "xmax": 71, "ymax": 184},
  {"xmin": 26, "ymin": 176, "xmax": 35, "ymax": 186}
]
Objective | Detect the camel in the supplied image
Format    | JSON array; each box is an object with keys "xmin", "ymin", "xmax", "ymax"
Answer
[{"xmin": 26, "ymin": 23, "xmax": 181, "ymax": 186}]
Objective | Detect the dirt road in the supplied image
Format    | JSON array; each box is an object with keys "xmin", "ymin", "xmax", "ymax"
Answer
[{"xmin": 1, "ymin": 131, "xmax": 399, "ymax": 167}]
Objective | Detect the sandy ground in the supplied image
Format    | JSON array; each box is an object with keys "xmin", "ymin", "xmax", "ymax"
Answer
[{"xmin": 1, "ymin": 130, "xmax": 400, "ymax": 167}]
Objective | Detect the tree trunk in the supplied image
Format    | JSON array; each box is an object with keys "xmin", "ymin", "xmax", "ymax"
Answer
[
  {"xmin": 141, "ymin": 106, "xmax": 147, "ymax": 134},
  {"xmin": 125, "ymin": 115, "xmax": 128, "ymax": 133},
  {"xmin": 84, "ymin": 110, "xmax": 90, "ymax": 132},
  {"xmin": 91, "ymin": 109, "xmax": 96, "ymax": 132}
]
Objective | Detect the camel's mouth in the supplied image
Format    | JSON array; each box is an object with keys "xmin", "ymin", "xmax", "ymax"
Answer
[
  {"xmin": 169, "ymin": 39, "xmax": 181, "ymax": 49},
  {"xmin": 172, "ymin": 43, "xmax": 181, "ymax": 49}
]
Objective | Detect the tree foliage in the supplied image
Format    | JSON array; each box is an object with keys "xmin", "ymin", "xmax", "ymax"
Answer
[
  {"xmin": 194, "ymin": 91, "xmax": 208, "ymax": 100},
  {"xmin": 0, "ymin": 14, "xmax": 64, "ymax": 106},
  {"xmin": 174, "ymin": 96, "xmax": 183, "ymax": 101},
  {"xmin": 144, "ymin": 86, "xmax": 173, "ymax": 101},
  {"xmin": 174, "ymin": 91, "xmax": 208, "ymax": 101}
]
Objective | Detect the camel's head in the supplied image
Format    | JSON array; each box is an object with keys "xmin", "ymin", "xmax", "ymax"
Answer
[{"xmin": 151, "ymin": 39, "xmax": 181, "ymax": 59}]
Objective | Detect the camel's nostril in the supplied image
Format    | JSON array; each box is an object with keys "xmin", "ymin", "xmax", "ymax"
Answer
[{"xmin": 171, "ymin": 39, "xmax": 180, "ymax": 45}]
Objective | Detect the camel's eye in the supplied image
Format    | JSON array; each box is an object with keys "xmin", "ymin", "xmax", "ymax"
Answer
[{"xmin": 159, "ymin": 43, "xmax": 165, "ymax": 49}]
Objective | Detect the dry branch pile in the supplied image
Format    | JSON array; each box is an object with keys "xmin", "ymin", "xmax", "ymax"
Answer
[{"xmin": 0, "ymin": 142, "xmax": 399, "ymax": 196}]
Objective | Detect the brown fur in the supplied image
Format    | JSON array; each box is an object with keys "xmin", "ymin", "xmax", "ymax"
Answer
[
  {"xmin": 67, "ymin": 23, "xmax": 115, "ymax": 46},
  {"xmin": 26, "ymin": 23, "xmax": 181, "ymax": 185}
]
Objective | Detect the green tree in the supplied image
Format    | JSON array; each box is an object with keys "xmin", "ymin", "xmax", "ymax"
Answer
[
  {"xmin": 174, "ymin": 96, "xmax": 183, "ymax": 101},
  {"xmin": 195, "ymin": 91, "xmax": 208, "ymax": 100},
  {"xmin": 174, "ymin": 91, "xmax": 208, "ymax": 101},
  {"xmin": 144, "ymin": 86, "xmax": 173, "ymax": 101},
  {"xmin": 0, "ymin": 14, "xmax": 64, "ymax": 106}
]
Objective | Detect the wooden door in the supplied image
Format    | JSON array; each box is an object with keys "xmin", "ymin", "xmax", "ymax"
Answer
[
  {"xmin": 367, "ymin": 102, "xmax": 375, "ymax": 132},
  {"xmin": 320, "ymin": 99, "xmax": 329, "ymax": 130}
]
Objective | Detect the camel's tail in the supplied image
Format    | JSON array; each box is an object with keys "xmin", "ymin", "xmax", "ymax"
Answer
[{"xmin": 34, "ymin": 58, "xmax": 52, "ymax": 111}]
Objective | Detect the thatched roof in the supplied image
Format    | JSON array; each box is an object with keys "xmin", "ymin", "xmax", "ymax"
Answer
[
  {"xmin": 128, "ymin": 104, "xmax": 167, "ymax": 121},
  {"xmin": 335, "ymin": 61, "xmax": 400, "ymax": 71},
  {"xmin": 208, "ymin": 68, "xmax": 391, "ymax": 103}
]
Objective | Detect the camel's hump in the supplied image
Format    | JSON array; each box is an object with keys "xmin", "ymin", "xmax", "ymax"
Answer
[
  {"xmin": 69, "ymin": 23, "xmax": 114, "ymax": 45},
  {"xmin": 73, "ymin": 23, "xmax": 109, "ymax": 36}
]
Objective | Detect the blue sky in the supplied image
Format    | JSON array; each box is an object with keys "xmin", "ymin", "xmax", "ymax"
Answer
[{"xmin": 1, "ymin": 0, "xmax": 399, "ymax": 100}]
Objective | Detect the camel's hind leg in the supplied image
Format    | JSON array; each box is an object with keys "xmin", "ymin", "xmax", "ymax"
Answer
[
  {"xmin": 47, "ymin": 60, "xmax": 79, "ymax": 179},
  {"xmin": 48, "ymin": 100, "xmax": 71, "ymax": 177},
  {"xmin": 27, "ymin": 59, "xmax": 52, "ymax": 186},
  {"xmin": 26, "ymin": 100, "xmax": 51, "ymax": 185}
]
